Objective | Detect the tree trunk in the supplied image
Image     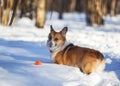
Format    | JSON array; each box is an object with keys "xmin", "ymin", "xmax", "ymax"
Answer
[
  {"xmin": 95, "ymin": 0, "xmax": 102, "ymax": 16},
  {"xmin": 2, "ymin": 0, "xmax": 13, "ymax": 26},
  {"xmin": 116, "ymin": 0, "xmax": 120, "ymax": 14},
  {"xmin": 69, "ymin": 0, "xmax": 76, "ymax": 12},
  {"xmin": 102, "ymin": 0, "xmax": 108, "ymax": 16},
  {"xmin": 85, "ymin": 0, "xmax": 104, "ymax": 26},
  {"xmin": 0, "ymin": 0, "xmax": 4, "ymax": 23},
  {"xmin": 35, "ymin": 0, "xmax": 46, "ymax": 28},
  {"xmin": 9, "ymin": 0, "xmax": 20, "ymax": 26},
  {"xmin": 58, "ymin": 0, "xmax": 64, "ymax": 19},
  {"xmin": 20, "ymin": 0, "xmax": 33, "ymax": 19},
  {"xmin": 110, "ymin": 0, "xmax": 116, "ymax": 16}
]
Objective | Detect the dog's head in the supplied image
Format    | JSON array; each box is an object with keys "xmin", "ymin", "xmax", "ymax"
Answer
[{"xmin": 47, "ymin": 25, "xmax": 68, "ymax": 52}]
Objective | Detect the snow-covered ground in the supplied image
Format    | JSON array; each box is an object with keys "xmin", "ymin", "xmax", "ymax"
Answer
[{"xmin": 0, "ymin": 12, "xmax": 120, "ymax": 86}]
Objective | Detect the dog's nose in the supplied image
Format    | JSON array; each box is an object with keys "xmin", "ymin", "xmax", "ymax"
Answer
[
  {"xmin": 49, "ymin": 42, "xmax": 53, "ymax": 47},
  {"xmin": 48, "ymin": 41, "xmax": 53, "ymax": 47}
]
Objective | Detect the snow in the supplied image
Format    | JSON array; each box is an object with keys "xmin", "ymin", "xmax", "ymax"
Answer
[{"xmin": 0, "ymin": 12, "xmax": 120, "ymax": 86}]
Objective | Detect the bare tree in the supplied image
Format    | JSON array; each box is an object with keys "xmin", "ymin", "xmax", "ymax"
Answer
[
  {"xmin": 85, "ymin": 0, "xmax": 104, "ymax": 26},
  {"xmin": 58, "ymin": 0, "xmax": 64, "ymax": 19},
  {"xmin": 35, "ymin": 0, "xmax": 46, "ymax": 28},
  {"xmin": 0, "ymin": 0, "xmax": 4, "ymax": 23},
  {"xmin": 116, "ymin": 0, "xmax": 120, "ymax": 14},
  {"xmin": 69, "ymin": 0, "xmax": 76, "ymax": 12},
  {"xmin": 9, "ymin": 0, "xmax": 20, "ymax": 26},
  {"xmin": 102, "ymin": 0, "xmax": 108, "ymax": 16},
  {"xmin": 20, "ymin": 0, "xmax": 33, "ymax": 19},
  {"xmin": 110, "ymin": 0, "xmax": 117, "ymax": 16},
  {"xmin": 2, "ymin": 0, "xmax": 13, "ymax": 26}
]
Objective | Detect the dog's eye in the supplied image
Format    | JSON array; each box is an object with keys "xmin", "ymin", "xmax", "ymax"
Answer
[
  {"xmin": 49, "ymin": 35, "xmax": 52, "ymax": 40},
  {"xmin": 49, "ymin": 37, "xmax": 51, "ymax": 40},
  {"xmin": 54, "ymin": 38, "xmax": 58, "ymax": 41}
]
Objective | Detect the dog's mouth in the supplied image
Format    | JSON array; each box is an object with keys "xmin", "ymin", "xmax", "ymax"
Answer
[
  {"xmin": 48, "ymin": 47, "xmax": 56, "ymax": 53},
  {"xmin": 47, "ymin": 40, "xmax": 57, "ymax": 51},
  {"xmin": 49, "ymin": 49, "xmax": 53, "ymax": 53}
]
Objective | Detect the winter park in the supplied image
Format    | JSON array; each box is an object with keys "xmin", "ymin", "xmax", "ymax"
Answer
[{"xmin": 0, "ymin": 0, "xmax": 120, "ymax": 86}]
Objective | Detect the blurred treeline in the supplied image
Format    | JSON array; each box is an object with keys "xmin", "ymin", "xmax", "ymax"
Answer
[{"xmin": 0, "ymin": 0, "xmax": 120, "ymax": 28}]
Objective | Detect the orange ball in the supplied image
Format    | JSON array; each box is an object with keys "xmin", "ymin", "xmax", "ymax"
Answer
[{"xmin": 34, "ymin": 60, "xmax": 42, "ymax": 65}]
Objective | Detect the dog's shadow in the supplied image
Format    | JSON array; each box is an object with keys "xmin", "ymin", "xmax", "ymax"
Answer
[{"xmin": 104, "ymin": 53, "xmax": 120, "ymax": 80}]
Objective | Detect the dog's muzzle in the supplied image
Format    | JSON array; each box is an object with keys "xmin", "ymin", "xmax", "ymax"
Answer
[{"xmin": 47, "ymin": 41, "xmax": 53, "ymax": 48}]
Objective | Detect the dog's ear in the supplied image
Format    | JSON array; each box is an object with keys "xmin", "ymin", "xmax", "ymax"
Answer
[
  {"xmin": 50, "ymin": 25, "xmax": 55, "ymax": 33},
  {"xmin": 61, "ymin": 27, "xmax": 68, "ymax": 36}
]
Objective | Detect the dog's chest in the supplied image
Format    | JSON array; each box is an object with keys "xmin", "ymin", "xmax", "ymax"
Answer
[
  {"xmin": 51, "ymin": 51, "xmax": 58, "ymax": 61},
  {"xmin": 50, "ymin": 43, "xmax": 73, "ymax": 62}
]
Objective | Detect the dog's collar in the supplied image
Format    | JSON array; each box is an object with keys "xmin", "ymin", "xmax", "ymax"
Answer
[{"xmin": 63, "ymin": 43, "xmax": 74, "ymax": 51}]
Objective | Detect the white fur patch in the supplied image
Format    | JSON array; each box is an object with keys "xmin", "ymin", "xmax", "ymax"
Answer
[
  {"xmin": 50, "ymin": 42, "xmax": 71, "ymax": 62},
  {"xmin": 95, "ymin": 60, "xmax": 105, "ymax": 73}
]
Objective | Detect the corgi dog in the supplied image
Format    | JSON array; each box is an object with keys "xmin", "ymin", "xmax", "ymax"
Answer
[{"xmin": 47, "ymin": 25, "xmax": 105, "ymax": 74}]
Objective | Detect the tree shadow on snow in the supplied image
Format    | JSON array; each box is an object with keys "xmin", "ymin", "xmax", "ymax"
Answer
[
  {"xmin": 0, "ymin": 38, "xmax": 51, "ymax": 63},
  {"xmin": 104, "ymin": 53, "xmax": 120, "ymax": 80}
]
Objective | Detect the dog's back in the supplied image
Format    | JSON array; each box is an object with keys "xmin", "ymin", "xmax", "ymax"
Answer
[{"xmin": 54, "ymin": 44, "xmax": 105, "ymax": 74}]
